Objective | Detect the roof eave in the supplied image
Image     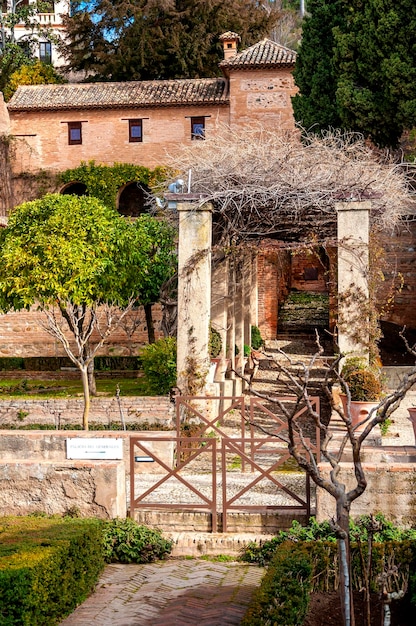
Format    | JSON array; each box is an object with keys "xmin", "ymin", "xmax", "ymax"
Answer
[{"xmin": 8, "ymin": 99, "xmax": 230, "ymax": 113}]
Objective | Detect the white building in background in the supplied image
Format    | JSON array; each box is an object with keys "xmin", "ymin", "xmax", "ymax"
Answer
[{"xmin": 0, "ymin": 0, "xmax": 69, "ymax": 66}]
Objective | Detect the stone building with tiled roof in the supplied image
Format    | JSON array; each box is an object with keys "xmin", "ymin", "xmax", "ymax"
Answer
[
  {"xmin": 0, "ymin": 34, "xmax": 299, "ymax": 359},
  {"xmin": 5, "ymin": 34, "xmax": 298, "ymax": 173}
]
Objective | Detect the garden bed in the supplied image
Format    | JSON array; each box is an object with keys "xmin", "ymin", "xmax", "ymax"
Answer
[{"xmin": 304, "ymin": 591, "xmax": 412, "ymax": 626}]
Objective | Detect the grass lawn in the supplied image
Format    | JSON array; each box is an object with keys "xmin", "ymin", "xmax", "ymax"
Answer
[{"xmin": 0, "ymin": 376, "xmax": 151, "ymax": 399}]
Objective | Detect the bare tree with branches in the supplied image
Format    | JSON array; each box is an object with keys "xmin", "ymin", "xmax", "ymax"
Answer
[
  {"xmin": 164, "ymin": 127, "xmax": 415, "ymax": 244},
  {"xmin": 241, "ymin": 334, "xmax": 416, "ymax": 626}
]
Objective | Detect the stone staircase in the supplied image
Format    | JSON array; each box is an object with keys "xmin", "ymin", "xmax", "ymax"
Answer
[{"xmin": 278, "ymin": 291, "xmax": 330, "ymax": 335}]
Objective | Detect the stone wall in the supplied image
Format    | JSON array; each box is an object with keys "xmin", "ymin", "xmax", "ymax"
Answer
[
  {"xmin": 0, "ymin": 429, "xmax": 176, "ymax": 476},
  {"xmin": 0, "ymin": 429, "xmax": 176, "ymax": 517},
  {"xmin": 0, "ymin": 460, "xmax": 126, "ymax": 518},
  {"xmin": 0, "ymin": 395, "xmax": 174, "ymax": 429},
  {"xmin": 317, "ymin": 453, "xmax": 416, "ymax": 526}
]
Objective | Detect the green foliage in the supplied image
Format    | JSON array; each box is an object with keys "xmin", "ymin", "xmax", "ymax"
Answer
[
  {"xmin": 344, "ymin": 369, "xmax": 382, "ymax": 402},
  {"xmin": 209, "ymin": 326, "xmax": 222, "ymax": 358},
  {"xmin": 0, "ymin": 516, "xmax": 104, "ymax": 625},
  {"xmin": 0, "ymin": 43, "xmax": 32, "ymax": 96},
  {"xmin": 292, "ymin": 0, "xmax": 344, "ymax": 132},
  {"xmin": 250, "ymin": 325, "xmax": 264, "ymax": 350},
  {"xmin": 60, "ymin": 162, "xmax": 171, "ymax": 212},
  {"xmin": 242, "ymin": 534, "xmax": 416, "ymax": 623},
  {"xmin": 62, "ymin": 0, "xmax": 279, "ymax": 81},
  {"xmin": 4, "ymin": 60, "xmax": 65, "ymax": 101},
  {"xmin": 0, "ymin": 194, "xmax": 175, "ymax": 333},
  {"xmin": 0, "ymin": 194, "xmax": 176, "ymax": 427},
  {"xmin": 140, "ymin": 337, "xmax": 177, "ymax": 395},
  {"xmin": 0, "ymin": 357, "xmax": 24, "ymax": 370},
  {"xmin": 293, "ymin": 0, "xmax": 416, "ymax": 148},
  {"xmin": 101, "ymin": 518, "xmax": 172, "ymax": 564},
  {"xmin": 243, "ymin": 344, "xmax": 251, "ymax": 357},
  {"xmin": 0, "ymin": 194, "xmax": 126, "ymax": 309},
  {"xmin": 240, "ymin": 515, "xmax": 416, "ymax": 565},
  {"xmin": 341, "ymin": 359, "xmax": 383, "ymax": 402},
  {"xmin": 242, "ymin": 541, "xmax": 312, "ymax": 626}
]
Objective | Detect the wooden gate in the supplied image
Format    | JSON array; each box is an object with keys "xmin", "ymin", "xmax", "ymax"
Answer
[{"xmin": 129, "ymin": 395, "xmax": 320, "ymax": 532}]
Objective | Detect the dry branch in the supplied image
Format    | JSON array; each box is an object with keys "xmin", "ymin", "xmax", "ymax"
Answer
[{"xmin": 165, "ymin": 127, "xmax": 415, "ymax": 243}]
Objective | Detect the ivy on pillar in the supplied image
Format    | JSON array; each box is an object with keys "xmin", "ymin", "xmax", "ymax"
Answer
[{"xmin": 336, "ymin": 200, "xmax": 371, "ymax": 362}]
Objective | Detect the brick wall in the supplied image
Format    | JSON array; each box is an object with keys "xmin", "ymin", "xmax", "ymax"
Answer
[
  {"xmin": 228, "ymin": 68, "xmax": 298, "ymax": 130},
  {"xmin": 0, "ymin": 304, "xmax": 163, "ymax": 358},
  {"xmin": 257, "ymin": 242, "xmax": 291, "ymax": 339},
  {"xmin": 11, "ymin": 105, "xmax": 230, "ymax": 173},
  {"xmin": 378, "ymin": 221, "xmax": 416, "ymax": 328}
]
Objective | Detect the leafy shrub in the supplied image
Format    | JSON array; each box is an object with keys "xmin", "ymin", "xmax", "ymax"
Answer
[
  {"xmin": 344, "ymin": 369, "xmax": 382, "ymax": 401},
  {"xmin": 242, "ymin": 541, "xmax": 312, "ymax": 626},
  {"xmin": 341, "ymin": 357, "xmax": 383, "ymax": 401},
  {"xmin": 209, "ymin": 326, "xmax": 222, "ymax": 358},
  {"xmin": 251, "ymin": 325, "xmax": 264, "ymax": 350},
  {"xmin": 240, "ymin": 515, "xmax": 416, "ymax": 565},
  {"xmin": 140, "ymin": 337, "xmax": 177, "ymax": 395},
  {"xmin": 102, "ymin": 518, "xmax": 172, "ymax": 563}
]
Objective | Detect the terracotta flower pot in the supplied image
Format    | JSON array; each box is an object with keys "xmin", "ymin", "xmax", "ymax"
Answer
[
  {"xmin": 211, "ymin": 357, "xmax": 230, "ymax": 382},
  {"xmin": 340, "ymin": 394, "xmax": 379, "ymax": 432},
  {"xmin": 407, "ymin": 407, "xmax": 416, "ymax": 439}
]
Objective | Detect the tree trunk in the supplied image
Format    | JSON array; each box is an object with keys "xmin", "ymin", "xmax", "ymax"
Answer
[
  {"xmin": 144, "ymin": 303, "xmax": 155, "ymax": 343},
  {"xmin": 337, "ymin": 502, "xmax": 355, "ymax": 626},
  {"xmin": 80, "ymin": 365, "xmax": 90, "ymax": 431},
  {"xmin": 87, "ymin": 357, "xmax": 97, "ymax": 396}
]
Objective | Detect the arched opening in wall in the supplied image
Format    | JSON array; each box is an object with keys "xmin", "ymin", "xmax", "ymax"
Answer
[
  {"xmin": 60, "ymin": 182, "xmax": 88, "ymax": 196},
  {"xmin": 117, "ymin": 182, "xmax": 152, "ymax": 217},
  {"xmin": 277, "ymin": 246, "xmax": 331, "ymax": 336}
]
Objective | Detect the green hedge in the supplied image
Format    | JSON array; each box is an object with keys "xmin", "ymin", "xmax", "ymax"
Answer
[
  {"xmin": 0, "ymin": 516, "xmax": 104, "ymax": 625},
  {"xmin": 242, "ymin": 538, "xmax": 416, "ymax": 625},
  {"xmin": 242, "ymin": 541, "xmax": 312, "ymax": 626},
  {"xmin": 0, "ymin": 356, "xmax": 142, "ymax": 371}
]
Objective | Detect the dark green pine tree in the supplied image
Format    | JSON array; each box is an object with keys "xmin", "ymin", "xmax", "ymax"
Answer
[
  {"xmin": 293, "ymin": 0, "xmax": 416, "ymax": 148},
  {"xmin": 334, "ymin": 0, "xmax": 416, "ymax": 148},
  {"xmin": 61, "ymin": 0, "xmax": 280, "ymax": 81},
  {"xmin": 292, "ymin": 0, "xmax": 345, "ymax": 132}
]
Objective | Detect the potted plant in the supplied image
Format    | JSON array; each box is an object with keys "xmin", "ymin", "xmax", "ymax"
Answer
[
  {"xmin": 208, "ymin": 325, "xmax": 230, "ymax": 382},
  {"xmin": 407, "ymin": 406, "xmax": 416, "ymax": 438},
  {"xmin": 339, "ymin": 359, "xmax": 383, "ymax": 431}
]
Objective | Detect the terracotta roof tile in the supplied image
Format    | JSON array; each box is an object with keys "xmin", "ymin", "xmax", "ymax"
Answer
[
  {"xmin": 8, "ymin": 78, "xmax": 229, "ymax": 112},
  {"xmin": 220, "ymin": 38, "xmax": 296, "ymax": 69}
]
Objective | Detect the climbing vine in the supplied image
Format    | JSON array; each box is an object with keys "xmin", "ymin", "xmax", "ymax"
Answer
[
  {"xmin": 60, "ymin": 161, "xmax": 174, "ymax": 211},
  {"xmin": 0, "ymin": 135, "xmax": 15, "ymax": 216}
]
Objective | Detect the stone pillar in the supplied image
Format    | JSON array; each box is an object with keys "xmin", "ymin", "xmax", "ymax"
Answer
[
  {"xmin": 250, "ymin": 254, "xmax": 259, "ymax": 328},
  {"xmin": 336, "ymin": 201, "xmax": 370, "ymax": 361},
  {"xmin": 176, "ymin": 200, "xmax": 213, "ymax": 395},
  {"xmin": 210, "ymin": 257, "xmax": 229, "ymax": 375}
]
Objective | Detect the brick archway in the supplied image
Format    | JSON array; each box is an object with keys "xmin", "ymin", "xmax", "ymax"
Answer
[
  {"xmin": 117, "ymin": 182, "xmax": 151, "ymax": 217},
  {"xmin": 60, "ymin": 181, "xmax": 88, "ymax": 196}
]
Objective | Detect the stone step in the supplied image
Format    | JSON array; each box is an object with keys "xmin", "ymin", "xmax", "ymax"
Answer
[
  {"xmin": 165, "ymin": 531, "xmax": 278, "ymax": 557},
  {"xmin": 131, "ymin": 509, "xmax": 311, "ymax": 539}
]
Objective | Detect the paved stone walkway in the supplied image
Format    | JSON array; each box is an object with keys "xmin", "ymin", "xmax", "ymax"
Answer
[{"xmin": 59, "ymin": 560, "xmax": 264, "ymax": 626}]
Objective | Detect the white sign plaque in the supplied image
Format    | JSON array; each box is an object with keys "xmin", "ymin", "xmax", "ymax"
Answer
[{"xmin": 66, "ymin": 438, "xmax": 124, "ymax": 460}]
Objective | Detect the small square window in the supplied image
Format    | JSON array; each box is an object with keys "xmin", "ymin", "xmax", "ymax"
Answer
[
  {"xmin": 39, "ymin": 42, "xmax": 52, "ymax": 64},
  {"xmin": 191, "ymin": 117, "xmax": 205, "ymax": 140},
  {"xmin": 129, "ymin": 119, "xmax": 143, "ymax": 143},
  {"xmin": 68, "ymin": 122, "xmax": 82, "ymax": 145}
]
